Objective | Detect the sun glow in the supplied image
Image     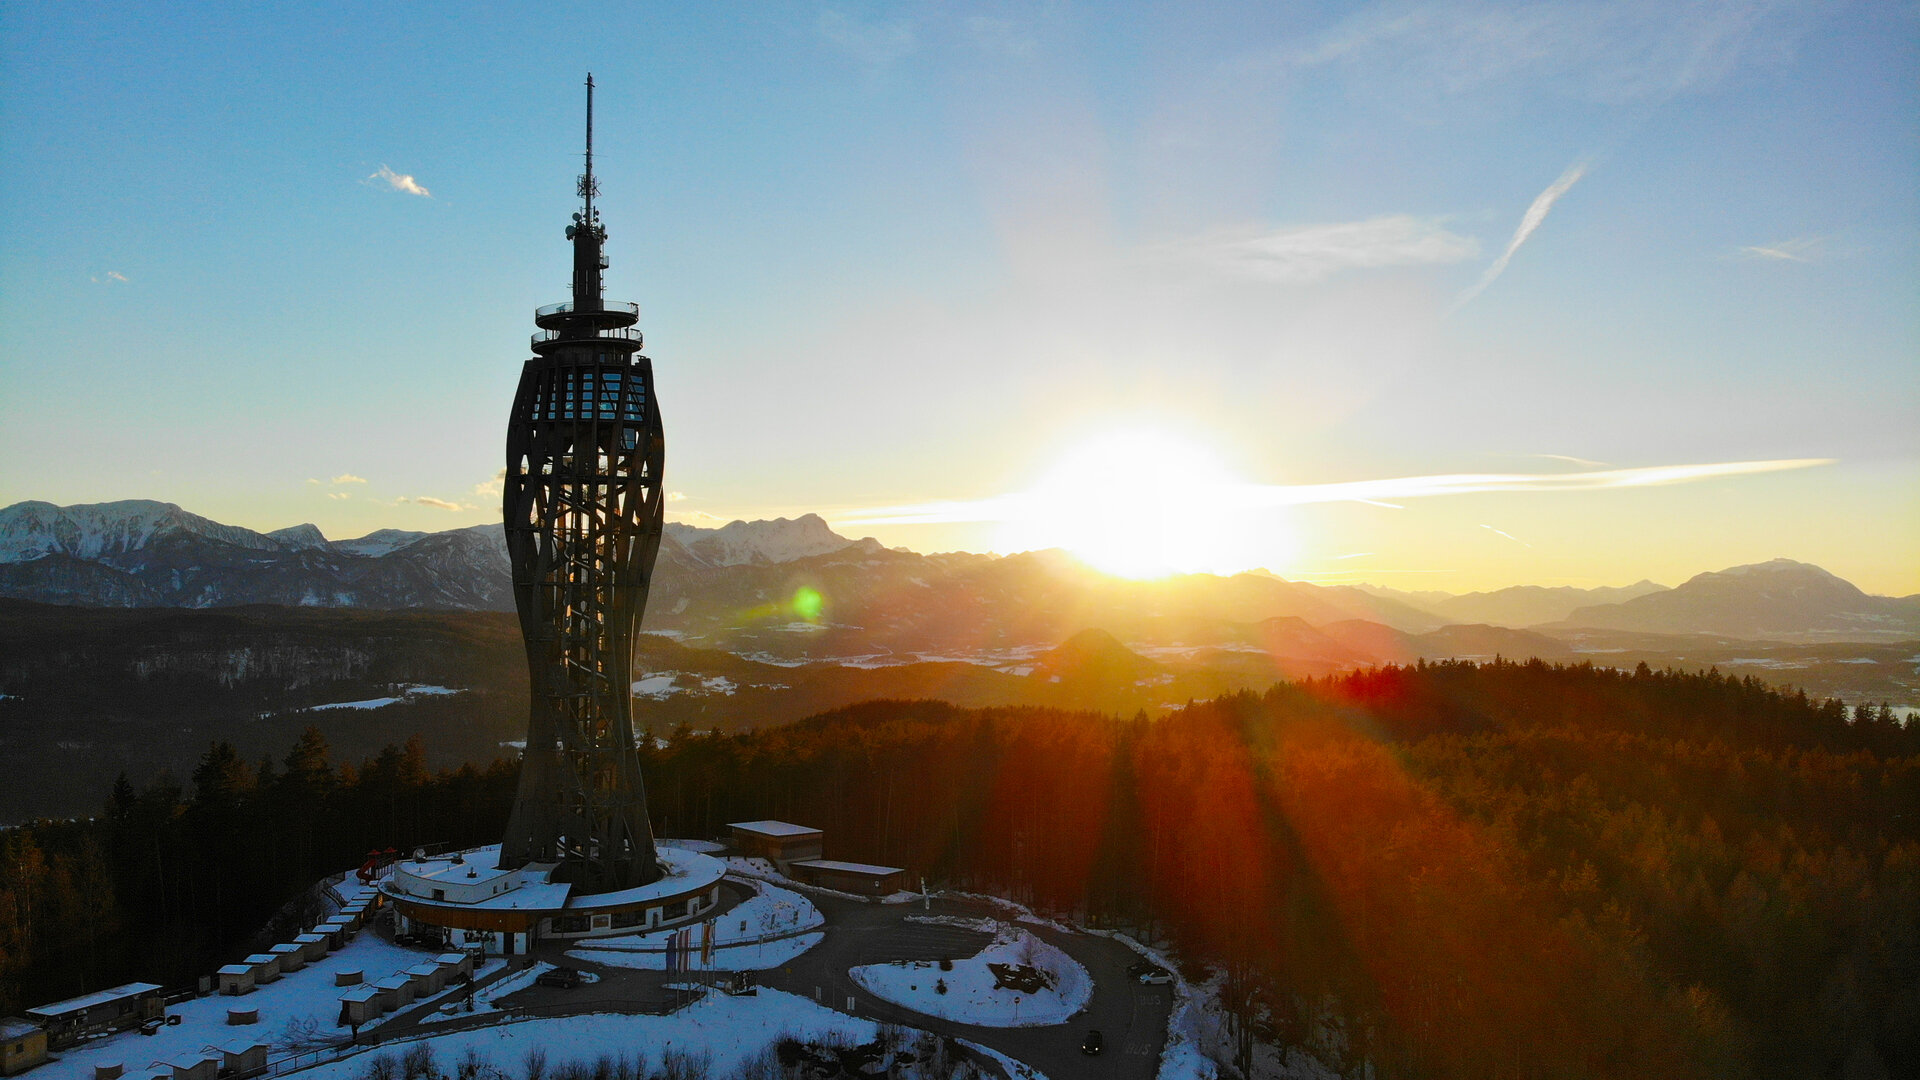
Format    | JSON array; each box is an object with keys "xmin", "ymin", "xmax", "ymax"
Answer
[{"xmin": 994, "ymin": 428, "xmax": 1282, "ymax": 579}]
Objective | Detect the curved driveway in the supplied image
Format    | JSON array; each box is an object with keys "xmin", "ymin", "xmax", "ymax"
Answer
[
  {"xmin": 755, "ymin": 892, "xmax": 1171, "ymax": 1080},
  {"xmin": 378, "ymin": 883, "xmax": 1171, "ymax": 1080}
]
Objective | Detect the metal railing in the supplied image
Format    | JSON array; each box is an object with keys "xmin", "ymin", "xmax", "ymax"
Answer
[
  {"xmin": 530, "ymin": 327, "xmax": 642, "ymax": 349},
  {"xmin": 252, "ymin": 989, "xmax": 706, "ymax": 1078},
  {"xmin": 534, "ymin": 300, "xmax": 640, "ymax": 319}
]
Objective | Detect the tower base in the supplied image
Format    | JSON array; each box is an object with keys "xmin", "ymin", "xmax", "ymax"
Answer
[{"xmin": 382, "ymin": 844, "xmax": 724, "ymax": 955}]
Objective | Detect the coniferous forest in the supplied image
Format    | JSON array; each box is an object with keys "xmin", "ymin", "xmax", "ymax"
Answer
[{"xmin": 1, "ymin": 660, "xmax": 1914, "ymax": 1079}]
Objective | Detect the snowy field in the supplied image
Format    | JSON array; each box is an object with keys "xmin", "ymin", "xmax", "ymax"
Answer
[
  {"xmin": 631, "ymin": 672, "xmax": 740, "ymax": 699},
  {"xmin": 36, "ymin": 933, "xmax": 489, "ymax": 1080},
  {"xmin": 286, "ymin": 990, "xmax": 881, "ymax": 1080},
  {"xmin": 304, "ymin": 685, "xmax": 466, "ymax": 712},
  {"xmin": 849, "ymin": 920, "xmax": 1090, "ymax": 1028},
  {"xmin": 565, "ymin": 877, "xmax": 826, "ymax": 972}
]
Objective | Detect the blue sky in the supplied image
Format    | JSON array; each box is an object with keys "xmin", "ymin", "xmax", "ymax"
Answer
[{"xmin": 2, "ymin": 2, "xmax": 1915, "ymax": 592}]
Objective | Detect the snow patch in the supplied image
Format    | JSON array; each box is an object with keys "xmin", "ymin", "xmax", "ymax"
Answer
[{"xmin": 849, "ymin": 922, "xmax": 1091, "ymax": 1027}]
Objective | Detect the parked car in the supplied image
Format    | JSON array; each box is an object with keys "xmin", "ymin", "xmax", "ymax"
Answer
[
  {"xmin": 535, "ymin": 967, "xmax": 582, "ymax": 989},
  {"xmin": 1081, "ymin": 1029, "xmax": 1104, "ymax": 1055},
  {"xmin": 1138, "ymin": 966, "xmax": 1173, "ymax": 985}
]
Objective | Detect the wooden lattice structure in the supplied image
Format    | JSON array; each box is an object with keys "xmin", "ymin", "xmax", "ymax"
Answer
[{"xmin": 498, "ymin": 75, "xmax": 664, "ymax": 891}]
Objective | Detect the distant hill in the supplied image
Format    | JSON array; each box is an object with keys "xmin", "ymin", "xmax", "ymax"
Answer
[
  {"xmin": 3, "ymin": 502, "xmax": 1912, "ymax": 653},
  {"xmin": 0, "ymin": 501, "xmax": 1453, "ymax": 652},
  {"xmin": 1361, "ymin": 580, "xmax": 1669, "ymax": 627},
  {"xmin": 664, "ymin": 513, "xmax": 853, "ymax": 565},
  {"xmin": 1549, "ymin": 558, "xmax": 1920, "ymax": 641},
  {"xmin": 1317, "ymin": 620, "xmax": 1577, "ymax": 665}
]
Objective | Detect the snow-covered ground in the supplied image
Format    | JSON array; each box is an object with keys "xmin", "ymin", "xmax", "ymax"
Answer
[
  {"xmin": 35, "ymin": 932, "xmax": 488, "ymax": 1080},
  {"xmin": 417, "ymin": 963, "xmax": 552, "ymax": 1025},
  {"xmin": 286, "ymin": 990, "xmax": 881, "ymax": 1080},
  {"xmin": 305, "ymin": 685, "xmax": 466, "ymax": 711},
  {"xmin": 631, "ymin": 672, "xmax": 744, "ymax": 698},
  {"xmin": 849, "ymin": 921, "xmax": 1090, "ymax": 1028},
  {"xmin": 959, "ymin": 1038, "xmax": 1052, "ymax": 1080},
  {"xmin": 310, "ymin": 696, "xmax": 404, "ymax": 711},
  {"xmin": 565, "ymin": 877, "xmax": 826, "ymax": 972}
]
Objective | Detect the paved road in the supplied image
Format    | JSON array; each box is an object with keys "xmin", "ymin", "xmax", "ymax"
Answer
[
  {"xmin": 761, "ymin": 892, "xmax": 1172, "ymax": 1080},
  {"xmin": 447, "ymin": 883, "xmax": 1175, "ymax": 1076},
  {"xmin": 380, "ymin": 884, "xmax": 1171, "ymax": 1080}
]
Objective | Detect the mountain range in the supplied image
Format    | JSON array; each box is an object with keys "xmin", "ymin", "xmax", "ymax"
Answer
[{"xmin": 2, "ymin": 499, "xmax": 1916, "ymax": 647}]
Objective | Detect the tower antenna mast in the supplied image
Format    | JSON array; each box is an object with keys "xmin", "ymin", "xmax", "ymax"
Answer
[{"xmin": 580, "ymin": 73, "xmax": 598, "ymax": 219}]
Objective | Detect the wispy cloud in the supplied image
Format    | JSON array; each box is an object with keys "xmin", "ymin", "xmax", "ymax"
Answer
[
  {"xmin": 473, "ymin": 469, "xmax": 507, "ymax": 498},
  {"xmin": 405, "ymin": 496, "xmax": 470, "ymax": 512},
  {"xmin": 818, "ymin": 8, "xmax": 915, "ymax": 67},
  {"xmin": 667, "ymin": 491, "xmax": 688, "ymax": 503},
  {"xmin": 1480, "ymin": 523, "xmax": 1532, "ymax": 547},
  {"xmin": 964, "ymin": 15, "xmax": 1038, "ymax": 58},
  {"xmin": 1736, "ymin": 235, "xmax": 1823, "ymax": 262},
  {"xmin": 1287, "ymin": 1, "xmax": 1814, "ymax": 105},
  {"xmin": 1533, "ymin": 453, "xmax": 1611, "ymax": 468},
  {"xmin": 1167, "ymin": 215, "xmax": 1480, "ymax": 283},
  {"xmin": 1453, "ymin": 161, "xmax": 1587, "ymax": 309},
  {"xmin": 332, "ymin": 473, "xmax": 367, "ymax": 485},
  {"xmin": 833, "ymin": 457, "xmax": 1835, "ymax": 527},
  {"xmin": 326, "ymin": 492, "xmax": 352, "ymax": 501},
  {"xmin": 91, "ymin": 270, "xmax": 129, "ymax": 284},
  {"xmin": 368, "ymin": 165, "xmax": 431, "ymax": 198}
]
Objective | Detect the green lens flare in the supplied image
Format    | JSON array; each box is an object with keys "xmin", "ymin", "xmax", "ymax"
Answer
[{"xmin": 792, "ymin": 586, "xmax": 824, "ymax": 621}]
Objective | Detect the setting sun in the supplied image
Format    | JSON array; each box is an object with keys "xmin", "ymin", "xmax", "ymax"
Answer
[{"xmin": 994, "ymin": 427, "xmax": 1283, "ymax": 579}]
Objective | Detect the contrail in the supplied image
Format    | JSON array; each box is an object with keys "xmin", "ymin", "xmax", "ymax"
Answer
[
  {"xmin": 1452, "ymin": 161, "xmax": 1587, "ymax": 311},
  {"xmin": 1480, "ymin": 524, "xmax": 1531, "ymax": 548}
]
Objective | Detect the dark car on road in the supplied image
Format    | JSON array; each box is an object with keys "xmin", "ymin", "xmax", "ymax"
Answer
[
  {"xmin": 535, "ymin": 967, "xmax": 581, "ymax": 989},
  {"xmin": 1081, "ymin": 1029, "xmax": 1104, "ymax": 1055}
]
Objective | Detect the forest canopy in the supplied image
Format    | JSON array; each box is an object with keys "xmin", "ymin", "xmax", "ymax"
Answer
[{"xmin": 1, "ymin": 659, "xmax": 1913, "ymax": 1079}]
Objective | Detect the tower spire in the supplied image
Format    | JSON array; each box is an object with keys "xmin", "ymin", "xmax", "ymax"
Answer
[
  {"xmin": 568, "ymin": 73, "xmax": 605, "ymax": 311},
  {"xmin": 581, "ymin": 73, "xmax": 596, "ymax": 220}
]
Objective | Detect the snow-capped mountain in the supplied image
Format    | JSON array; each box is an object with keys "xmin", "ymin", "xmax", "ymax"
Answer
[
  {"xmin": 2, "ymin": 501, "xmax": 1911, "ymax": 648},
  {"xmin": 663, "ymin": 514, "xmax": 853, "ymax": 566},
  {"xmin": 331, "ymin": 529, "xmax": 430, "ymax": 557},
  {"xmin": 267, "ymin": 523, "xmax": 331, "ymax": 550},
  {"xmin": 0, "ymin": 500, "xmax": 508, "ymax": 609},
  {"xmin": 0, "ymin": 501, "xmax": 864, "ymax": 612},
  {"xmin": 0, "ymin": 500, "xmax": 284, "ymax": 564}
]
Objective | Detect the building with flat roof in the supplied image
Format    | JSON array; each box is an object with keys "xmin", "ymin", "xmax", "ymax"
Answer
[
  {"xmin": 24, "ymin": 984, "xmax": 163, "ymax": 1050},
  {"xmin": 728, "ymin": 821, "xmax": 824, "ymax": 867},
  {"xmin": 789, "ymin": 859, "xmax": 908, "ymax": 896},
  {"xmin": 1, "ymin": 1018, "xmax": 47, "ymax": 1077},
  {"xmin": 383, "ymin": 842, "xmax": 724, "ymax": 954}
]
